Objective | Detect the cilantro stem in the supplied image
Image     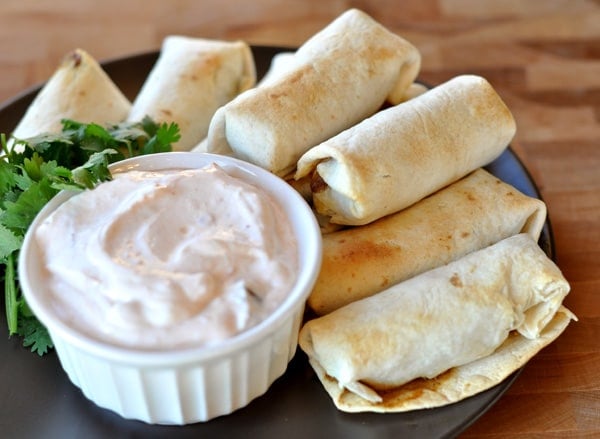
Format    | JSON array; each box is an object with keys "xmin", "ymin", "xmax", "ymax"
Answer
[
  {"xmin": 0, "ymin": 133, "xmax": 7, "ymax": 160},
  {"xmin": 4, "ymin": 252, "xmax": 18, "ymax": 335}
]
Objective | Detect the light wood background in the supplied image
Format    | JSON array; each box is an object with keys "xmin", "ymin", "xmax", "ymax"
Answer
[{"xmin": 0, "ymin": 0, "xmax": 598, "ymax": 437}]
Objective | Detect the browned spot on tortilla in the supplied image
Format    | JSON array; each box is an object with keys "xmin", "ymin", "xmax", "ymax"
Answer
[
  {"xmin": 450, "ymin": 273, "xmax": 463, "ymax": 287},
  {"xmin": 288, "ymin": 66, "xmax": 308, "ymax": 84},
  {"xmin": 268, "ymin": 91, "xmax": 287, "ymax": 100},
  {"xmin": 68, "ymin": 50, "xmax": 82, "ymax": 67},
  {"xmin": 461, "ymin": 231, "xmax": 470, "ymax": 238},
  {"xmin": 377, "ymin": 369, "xmax": 457, "ymax": 407},
  {"xmin": 197, "ymin": 53, "xmax": 221, "ymax": 72},
  {"xmin": 364, "ymin": 46, "xmax": 397, "ymax": 78},
  {"xmin": 161, "ymin": 109, "xmax": 173, "ymax": 117},
  {"xmin": 337, "ymin": 239, "xmax": 395, "ymax": 265},
  {"xmin": 437, "ymin": 234, "xmax": 453, "ymax": 251},
  {"xmin": 269, "ymin": 65, "xmax": 309, "ymax": 101},
  {"xmin": 330, "ymin": 368, "xmax": 459, "ymax": 409}
]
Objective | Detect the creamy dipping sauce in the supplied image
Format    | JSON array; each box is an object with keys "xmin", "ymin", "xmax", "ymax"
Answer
[{"xmin": 34, "ymin": 164, "xmax": 298, "ymax": 350}]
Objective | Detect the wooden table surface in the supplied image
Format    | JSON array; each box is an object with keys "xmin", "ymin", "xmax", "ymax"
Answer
[{"xmin": 1, "ymin": 1, "xmax": 598, "ymax": 437}]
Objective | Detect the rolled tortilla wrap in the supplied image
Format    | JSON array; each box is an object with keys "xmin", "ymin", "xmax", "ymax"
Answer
[
  {"xmin": 392, "ymin": 82, "xmax": 428, "ymax": 104},
  {"xmin": 308, "ymin": 168, "xmax": 548, "ymax": 315},
  {"xmin": 257, "ymin": 51, "xmax": 295, "ymax": 86},
  {"xmin": 127, "ymin": 36, "xmax": 255, "ymax": 151},
  {"xmin": 295, "ymin": 74, "xmax": 517, "ymax": 225},
  {"xmin": 258, "ymin": 51, "xmax": 426, "ymax": 104},
  {"xmin": 205, "ymin": 8, "xmax": 421, "ymax": 176},
  {"xmin": 10, "ymin": 49, "xmax": 131, "ymax": 145},
  {"xmin": 299, "ymin": 233, "xmax": 575, "ymax": 411},
  {"xmin": 309, "ymin": 307, "xmax": 574, "ymax": 413}
]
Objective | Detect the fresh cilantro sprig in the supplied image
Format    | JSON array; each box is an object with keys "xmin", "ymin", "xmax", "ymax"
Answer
[{"xmin": 1, "ymin": 117, "xmax": 180, "ymax": 355}]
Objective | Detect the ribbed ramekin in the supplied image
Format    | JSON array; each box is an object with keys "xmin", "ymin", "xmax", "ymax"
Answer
[{"xmin": 19, "ymin": 152, "xmax": 322, "ymax": 424}]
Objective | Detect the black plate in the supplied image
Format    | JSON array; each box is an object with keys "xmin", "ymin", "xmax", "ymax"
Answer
[{"xmin": 0, "ymin": 46, "xmax": 553, "ymax": 438}]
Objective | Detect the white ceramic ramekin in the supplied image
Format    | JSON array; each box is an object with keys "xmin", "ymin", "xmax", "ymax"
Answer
[{"xmin": 19, "ymin": 152, "xmax": 322, "ymax": 425}]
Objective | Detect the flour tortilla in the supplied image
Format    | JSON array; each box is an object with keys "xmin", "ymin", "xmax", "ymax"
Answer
[
  {"xmin": 392, "ymin": 82, "xmax": 428, "ymax": 104},
  {"xmin": 204, "ymin": 9, "xmax": 421, "ymax": 176},
  {"xmin": 127, "ymin": 36, "xmax": 255, "ymax": 151},
  {"xmin": 298, "ymin": 234, "xmax": 575, "ymax": 412},
  {"xmin": 295, "ymin": 74, "xmax": 517, "ymax": 225},
  {"xmin": 257, "ymin": 51, "xmax": 295, "ymax": 87},
  {"xmin": 309, "ymin": 307, "xmax": 574, "ymax": 413},
  {"xmin": 258, "ymin": 50, "xmax": 426, "ymax": 104},
  {"xmin": 10, "ymin": 49, "xmax": 131, "ymax": 146},
  {"xmin": 308, "ymin": 168, "xmax": 547, "ymax": 315}
]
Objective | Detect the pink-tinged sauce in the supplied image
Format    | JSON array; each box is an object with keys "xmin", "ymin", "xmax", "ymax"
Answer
[{"xmin": 35, "ymin": 164, "xmax": 298, "ymax": 350}]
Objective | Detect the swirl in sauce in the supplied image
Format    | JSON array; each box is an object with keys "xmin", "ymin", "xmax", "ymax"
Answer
[{"xmin": 35, "ymin": 164, "xmax": 298, "ymax": 350}]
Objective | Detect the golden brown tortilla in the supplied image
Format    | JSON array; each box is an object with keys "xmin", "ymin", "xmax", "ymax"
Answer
[
  {"xmin": 295, "ymin": 74, "xmax": 517, "ymax": 225},
  {"xmin": 299, "ymin": 234, "xmax": 575, "ymax": 412},
  {"xmin": 10, "ymin": 49, "xmax": 131, "ymax": 146},
  {"xmin": 309, "ymin": 307, "xmax": 574, "ymax": 412},
  {"xmin": 308, "ymin": 168, "xmax": 547, "ymax": 315},
  {"xmin": 128, "ymin": 36, "xmax": 255, "ymax": 151},
  {"xmin": 204, "ymin": 9, "xmax": 421, "ymax": 176}
]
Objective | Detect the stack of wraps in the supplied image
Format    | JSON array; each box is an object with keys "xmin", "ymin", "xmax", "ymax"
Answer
[
  {"xmin": 284, "ymin": 11, "xmax": 576, "ymax": 414},
  {"xmin": 299, "ymin": 234, "xmax": 575, "ymax": 412},
  {"xmin": 203, "ymin": 9, "xmax": 422, "ymax": 177}
]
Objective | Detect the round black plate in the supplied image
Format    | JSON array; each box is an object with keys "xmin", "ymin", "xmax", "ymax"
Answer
[{"xmin": 0, "ymin": 46, "xmax": 553, "ymax": 439}]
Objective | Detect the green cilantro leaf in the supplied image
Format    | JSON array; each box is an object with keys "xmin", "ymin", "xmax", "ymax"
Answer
[
  {"xmin": 0, "ymin": 159, "xmax": 17, "ymax": 195},
  {"xmin": 1, "ymin": 116, "xmax": 179, "ymax": 355},
  {"xmin": 18, "ymin": 315, "xmax": 54, "ymax": 356},
  {"xmin": 1, "ymin": 178, "xmax": 58, "ymax": 233},
  {"xmin": 0, "ymin": 224, "xmax": 22, "ymax": 262},
  {"xmin": 143, "ymin": 121, "xmax": 181, "ymax": 155},
  {"xmin": 71, "ymin": 149, "xmax": 118, "ymax": 189}
]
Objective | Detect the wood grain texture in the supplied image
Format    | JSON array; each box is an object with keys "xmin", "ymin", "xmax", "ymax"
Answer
[{"xmin": 0, "ymin": 0, "xmax": 598, "ymax": 437}]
